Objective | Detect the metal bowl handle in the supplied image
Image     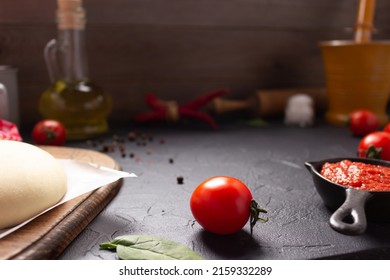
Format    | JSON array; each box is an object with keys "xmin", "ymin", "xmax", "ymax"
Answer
[{"xmin": 329, "ymin": 188, "xmax": 372, "ymax": 235}]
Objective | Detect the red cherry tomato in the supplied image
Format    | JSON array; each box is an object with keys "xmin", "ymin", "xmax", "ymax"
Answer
[
  {"xmin": 384, "ymin": 123, "xmax": 390, "ymax": 133},
  {"xmin": 190, "ymin": 176, "xmax": 267, "ymax": 235},
  {"xmin": 358, "ymin": 131, "xmax": 390, "ymax": 160},
  {"xmin": 349, "ymin": 109, "xmax": 379, "ymax": 136},
  {"xmin": 32, "ymin": 119, "xmax": 67, "ymax": 146}
]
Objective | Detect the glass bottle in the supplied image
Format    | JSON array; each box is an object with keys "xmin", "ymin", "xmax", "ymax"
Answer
[{"xmin": 39, "ymin": 0, "xmax": 111, "ymax": 140}]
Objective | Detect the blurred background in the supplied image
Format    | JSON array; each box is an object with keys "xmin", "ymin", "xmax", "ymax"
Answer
[{"xmin": 1, "ymin": 0, "xmax": 390, "ymax": 127}]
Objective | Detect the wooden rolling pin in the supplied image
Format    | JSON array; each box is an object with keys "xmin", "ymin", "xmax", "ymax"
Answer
[{"xmin": 207, "ymin": 87, "xmax": 327, "ymax": 118}]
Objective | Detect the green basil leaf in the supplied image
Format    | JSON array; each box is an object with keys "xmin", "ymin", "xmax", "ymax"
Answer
[{"xmin": 100, "ymin": 235, "xmax": 204, "ymax": 260}]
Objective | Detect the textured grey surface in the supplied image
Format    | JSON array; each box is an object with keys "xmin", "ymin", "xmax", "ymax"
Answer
[{"xmin": 58, "ymin": 121, "xmax": 390, "ymax": 260}]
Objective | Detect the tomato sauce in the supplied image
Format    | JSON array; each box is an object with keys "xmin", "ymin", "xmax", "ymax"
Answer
[{"xmin": 320, "ymin": 160, "xmax": 390, "ymax": 191}]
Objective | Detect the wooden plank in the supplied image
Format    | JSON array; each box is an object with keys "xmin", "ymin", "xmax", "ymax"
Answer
[
  {"xmin": 3, "ymin": 24, "xmax": 334, "ymax": 125},
  {"xmin": 1, "ymin": 0, "xmax": 390, "ymax": 30},
  {"xmin": 0, "ymin": 146, "xmax": 123, "ymax": 260},
  {"xmin": 1, "ymin": 0, "xmax": 389, "ymax": 126}
]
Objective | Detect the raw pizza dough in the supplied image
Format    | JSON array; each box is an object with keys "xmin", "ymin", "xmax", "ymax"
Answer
[{"xmin": 0, "ymin": 140, "xmax": 67, "ymax": 229}]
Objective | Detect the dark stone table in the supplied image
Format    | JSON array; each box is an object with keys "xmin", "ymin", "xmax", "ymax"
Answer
[{"xmin": 56, "ymin": 120, "xmax": 390, "ymax": 260}]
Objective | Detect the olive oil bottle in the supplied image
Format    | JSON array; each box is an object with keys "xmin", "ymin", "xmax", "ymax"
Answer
[{"xmin": 39, "ymin": 0, "xmax": 111, "ymax": 140}]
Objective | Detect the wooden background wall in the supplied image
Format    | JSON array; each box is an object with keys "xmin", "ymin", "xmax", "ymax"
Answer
[{"xmin": 1, "ymin": 0, "xmax": 390, "ymax": 127}]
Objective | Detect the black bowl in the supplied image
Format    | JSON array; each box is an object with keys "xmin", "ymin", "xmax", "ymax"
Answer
[{"xmin": 305, "ymin": 157, "xmax": 390, "ymax": 235}]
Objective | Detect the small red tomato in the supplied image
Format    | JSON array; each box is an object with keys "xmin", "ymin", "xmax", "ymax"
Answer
[
  {"xmin": 358, "ymin": 131, "xmax": 390, "ymax": 160},
  {"xmin": 190, "ymin": 176, "xmax": 267, "ymax": 235},
  {"xmin": 384, "ymin": 123, "xmax": 390, "ymax": 133},
  {"xmin": 349, "ymin": 109, "xmax": 379, "ymax": 136},
  {"xmin": 32, "ymin": 119, "xmax": 67, "ymax": 146}
]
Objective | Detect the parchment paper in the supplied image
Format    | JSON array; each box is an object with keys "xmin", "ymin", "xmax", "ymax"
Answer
[{"xmin": 0, "ymin": 159, "xmax": 136, "ymax": 239}]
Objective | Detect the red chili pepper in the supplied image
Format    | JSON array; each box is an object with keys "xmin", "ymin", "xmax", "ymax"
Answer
[
  {"xmin": 134, "ymin": 88, "xmax": 228, "ymax": 129},
  {"xmin": 179, "ymin": 108, "xmax": 218, "ymax": 129},
  {"xmin": 181, "ymin": 88, "xmax": 228, "ymax": 111},
  {"xmin": 134, "ymin": 93, "xmax": 168, "ymax": 123}
]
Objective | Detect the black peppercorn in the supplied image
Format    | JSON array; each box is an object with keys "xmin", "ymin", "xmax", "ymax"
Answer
[
  {"xmin": 177, "ymin": 176, "xmax": 184, "ymax": 184},
  {"xmin": 128, "ymin": 132, "xmax": 137, "ymax": 141}
]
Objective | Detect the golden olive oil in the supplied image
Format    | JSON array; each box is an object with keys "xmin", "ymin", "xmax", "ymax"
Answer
[
  {"xmin": 41, "ymin": 0, "xmax": 112, "ymax": 140},
  {"xmin": 39, "ymin": 80, "xmax": 111, "ymax": 140}
]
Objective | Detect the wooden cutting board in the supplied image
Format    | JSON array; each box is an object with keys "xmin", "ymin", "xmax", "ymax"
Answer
[{"xmin": 0, "ymin": 146, "xmax": 123, "ymax": 260}]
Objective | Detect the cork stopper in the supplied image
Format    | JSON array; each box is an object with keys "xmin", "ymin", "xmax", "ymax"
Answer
[{"xmin": 57, "ymin": 0, "xmax": 86, "ymax": 30}]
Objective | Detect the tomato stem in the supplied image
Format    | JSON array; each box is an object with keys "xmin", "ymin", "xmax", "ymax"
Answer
[
  {"xmin": 360, "ymin": 144, "xmax": 382, "ymax": 159},
  {"xmin": 249, "ymin": 200, "xmax": 268, "ymax": 236},
  {"xmin": 44, "ymin": 128, "xmax": 56, "ymax": 140}
]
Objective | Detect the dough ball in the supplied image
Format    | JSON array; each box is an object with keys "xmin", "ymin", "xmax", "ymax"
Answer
[{"xmin": 0, "ymin": 140, "xmax": 67, "ymax": 230}]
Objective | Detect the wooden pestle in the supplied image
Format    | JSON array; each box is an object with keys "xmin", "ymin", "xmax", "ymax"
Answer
[
  {"xmin": 354, "ymin": 0, "xmax": 376, "ymax": 43},
  {"xmin": 208, "ymin": 87, "xmax": 327, "ymax": 118}
]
